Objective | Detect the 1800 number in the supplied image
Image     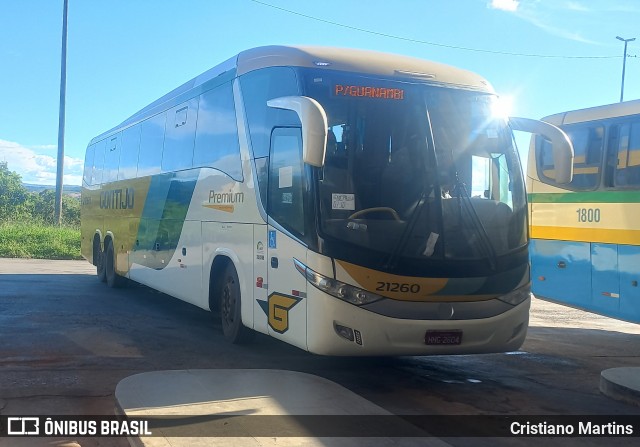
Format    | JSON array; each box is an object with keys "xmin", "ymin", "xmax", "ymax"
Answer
[
  {"xmin": 576, "ymin": 207, "xmax": 601, "ymax": 223},
  {"xmin": 376, "ymin": 282, "xmax": 421, "ymax": 293}
]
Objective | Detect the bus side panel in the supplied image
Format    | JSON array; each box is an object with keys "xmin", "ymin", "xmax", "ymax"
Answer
[
  {"xmin": 252, "ymin": 224, "xmax": 269, "ymax": 335},
  {"xmin": 128, "ymin": 219, "xmax": 203, "ymax": 307},
  {"xmin": 619, "ymin": 245, "xmax": 640, "ymax": 322},
  {"xmin": 590, "ymin": 243, "xmax": 620, "ymax": 315},
  {"xmin": 530, "ymin": 239, "xmax": 591, "ymax": 308},
  {"xmin": 80, "ymin": 186, "xmax": 100, "ymax": 263}
]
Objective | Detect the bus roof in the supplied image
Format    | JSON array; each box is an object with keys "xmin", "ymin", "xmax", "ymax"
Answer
[
  {"xmin": 92, "ymin": 45, "xmax": 494, "ymax": 144},
  {"xmin": 236, "ymin": 45, "xmax": 493, "ymax": 90},
  {"xmin": 542, "ymin": 99, "xmax": 640, "ymax": 126}
]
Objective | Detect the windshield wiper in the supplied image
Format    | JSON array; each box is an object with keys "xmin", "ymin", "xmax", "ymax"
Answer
[
  {"xmin": 383, "ymin": 186, "xmax": 431, "ymax": 270},
  {"xmin": 451, "ymin": 173, "xmax": 497, "ymax": 270}
]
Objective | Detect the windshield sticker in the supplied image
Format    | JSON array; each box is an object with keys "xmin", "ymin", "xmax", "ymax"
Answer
[
  {"xmin": 334, "ymin": 84, "xmax": 404, "ymax": 100},
  {"xmin": 279, "ymin": 166, "xmax": 293, "ymax": 188},
  {"xmin": 423, "ymin": 232, "xmax": 440, "ymax": 257},
  {"xmin": 332, "ymin": 193, "xmax": 355, "ymax": 210}
]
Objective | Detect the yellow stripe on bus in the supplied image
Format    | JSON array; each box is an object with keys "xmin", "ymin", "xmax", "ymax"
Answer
[
  {"xmin": 543, "ymin": 166, "xmax": 599, "ymax": 177},
  {"xmin": 531, "ymin": 225, "xmax": 640, "ymax": 245},
  {"xmin": 336, "ymin": 260, "xmax": 449, "ymax": 301}
]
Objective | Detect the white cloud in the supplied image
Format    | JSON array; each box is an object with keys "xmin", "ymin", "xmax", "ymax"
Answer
[
  {"xmin": 489, "ymin": 0, "xmax": 520, "ymax": 12},
  {"xmin": 566, "ymin": 1, "xmax": 590, "ymax": 12},
  {"xmin": 31, "ymin": 144, "xmax": 58, "ymax": 151},
  {"xmin": 489, "ymin": 0, "xmax": 599, "ymax": 44},
  {"xmin": 0, "ymin": 139, "xmax": 84, "ymax": 186}
]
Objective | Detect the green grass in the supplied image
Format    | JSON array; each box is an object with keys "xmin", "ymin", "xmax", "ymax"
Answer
[{"xmin": 0, "ymin": 222, "xmax": 81, "ymax": 260}]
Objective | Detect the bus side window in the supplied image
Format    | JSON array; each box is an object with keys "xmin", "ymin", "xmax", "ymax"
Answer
[
  {"xmin": 614, "ymin": 121, "xmax": 640, "ymax": 187},
  {"xmin": 162, "ymin": 98, "xmax": 198, "ymax": 173},
  {"xmin": 83, "ymin": 144, "xmax": 95, "ymax": 186},
  {"xmin": 240, "ymin": 67, "xmax": 300, "ymax": 211},
  {"xmin": 104, "ymin": 134, "xmax": 121, "ymax": 183},
  {"xmin": 193, "ymin": 83, "xmax": 242, "ymax": 181},
  {"xmin": 137, "ymin": 112, "xmax": 166, "ymax": 178},
  {"xmin": 268, "ymin": 127, "xmax": 305, "ymax": 236},
  {"xmin": 239, "ymin": 67, "xmax": 300, "ymax": 159},
  {"xmin": 605, "ymin": 124, "xmax": 620, "ymax": 187},
  {"xmin": 119, "ymin": 124, "xmax": 141, "ymax": 180},
  {"xmin": 537, "ymin": 125, "xmax": 603, "ymax": 190},
  {"xmin": 92, "ymin": 140, "xmax": 106, "ymax": 185}
]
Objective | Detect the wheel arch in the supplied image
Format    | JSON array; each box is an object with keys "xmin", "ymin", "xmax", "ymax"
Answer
[
  {"xmin": 207, "ymin": 248, "xmax": 250, "ymax": 325},
  {"xmin": 104, "ymin": 230, "xmax": 115, "ymax": 248}
]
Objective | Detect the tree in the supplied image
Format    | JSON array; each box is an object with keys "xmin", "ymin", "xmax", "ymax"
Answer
[
  {"xmin": 0, "ymin": 163, "xmax": 80, "ymax": 227},
  {"xmin": 0, "ymin": 162, "xmax": 32, "ymax": 222},
  {"xmin": 32, "ymin": 189, "xmax": 80, "ymax": 227}
]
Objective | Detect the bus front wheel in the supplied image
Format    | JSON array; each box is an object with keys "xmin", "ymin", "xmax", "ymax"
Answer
[{"xmin": 219, "ymin": 264, "xmax": 253, "ymax": 344}]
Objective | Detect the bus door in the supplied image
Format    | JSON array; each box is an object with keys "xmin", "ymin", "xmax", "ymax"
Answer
[{"xmin": 265, "ymin": 127, "xmax": 308, "ymax": 351}]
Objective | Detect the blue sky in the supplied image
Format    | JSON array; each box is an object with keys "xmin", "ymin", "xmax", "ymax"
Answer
[{"xmin": 0, "ymin": 0, "xmax": 638, "ymax": 185}]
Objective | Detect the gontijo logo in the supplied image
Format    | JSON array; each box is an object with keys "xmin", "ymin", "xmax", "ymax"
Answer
[
  {"xmin": 100, "ymin": 187, "xmax": 134, "ymax": 210},
  {"xmin": 267, "ymin": 293, "xmax": 301, "ymax": 334}
]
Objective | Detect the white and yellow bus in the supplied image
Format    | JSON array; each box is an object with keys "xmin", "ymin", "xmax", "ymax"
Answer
[
  {"xmin": 81, "ymin": 46, "xmax": 572, "ymax": 355},
  {"xmin": 528, "ymin": 99, "xmax": 640, "ymax": 323}
]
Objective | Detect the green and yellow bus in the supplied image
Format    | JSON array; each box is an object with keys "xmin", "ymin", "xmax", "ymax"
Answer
[
  {"xmin": 81, "ymin": 46, "xmax": 572, "ymax": 355},
  {"xmin": 528, "ymin": 99, "xmax": 640, "ymax": 323}
]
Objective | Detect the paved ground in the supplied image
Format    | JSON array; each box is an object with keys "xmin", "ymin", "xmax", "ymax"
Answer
[{"xmin": 0, "ymin": 258, "xmax": 639, "ymax": 447}]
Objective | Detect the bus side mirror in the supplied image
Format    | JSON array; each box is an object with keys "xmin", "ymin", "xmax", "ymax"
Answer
[
  {"xmin": 509, "ymin": 117, "xmax": 574, "ymax": 184},
  {"xmin": 267, "ymin": 96, "xmax": 328, "ymax": 167}
]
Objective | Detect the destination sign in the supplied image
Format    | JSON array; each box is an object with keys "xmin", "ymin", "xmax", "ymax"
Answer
[{"xmin": 334, "ymin": 84, "xmax": 404, "ymax": 100}]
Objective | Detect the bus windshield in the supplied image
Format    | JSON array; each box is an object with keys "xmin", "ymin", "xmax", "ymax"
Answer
[{"xmin": 303, "ymin": 70, "xmax": 526, "ymax": 268}]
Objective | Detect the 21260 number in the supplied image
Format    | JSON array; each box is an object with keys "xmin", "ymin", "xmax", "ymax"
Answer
[{"xmin": 376, "ymin": 282, "xmax": 421, "ymax": 293}]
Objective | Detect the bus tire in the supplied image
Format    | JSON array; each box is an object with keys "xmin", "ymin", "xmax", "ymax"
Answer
[
  {"xmin": 219, "ymin": 263, "xmax": 254, "ymax": 344},
  {"xmin": 105, "ymin": 240, "xmax": 126, "ymax": 288},
  {"xmin": 95, "ymin": 237, "xmax": 106, "ymax": 283}
]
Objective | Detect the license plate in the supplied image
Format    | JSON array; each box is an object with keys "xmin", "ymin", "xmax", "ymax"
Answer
[{"xmin": 425, "ymin": 330, "xmax": 462, "ymax": 345}]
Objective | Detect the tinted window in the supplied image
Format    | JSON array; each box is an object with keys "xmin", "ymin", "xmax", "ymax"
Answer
[
  {"xmin": 104, "ymin": 134, "xmax": 120, "ymax": 183},
  {"xmin": 83, "ymin": 144, "xmax": 95, "ymax": 186},
  {"xmin": 239, "ymin": 67, "xmax": 300, "ymax": 158},
  {"xmin": 614, "ymin": 121, "xmax": 640, "ymax": 187},
  {"xmin": 193, "ymin": 83, "xmax": 242, "ymax": 180},
  {"xmin": 92, "ymin": 139, "xmax": 106, "ymax": 185},
  {"xmin": 162, "ymin": 98, "xmax": 198, "ymax": 172},
  {"xmin": 268, "ymin": 127, "xmax": 305, "ymax": 236},
  {"xmin": 119, "ymin": 124, "xmax": 141, "ymax": 180},
  {"xmin": 138, "ymin": 113, "xmax": 166, "ymax": 177},
  {"xmin": 538, "ymin": 124, "xmax": 604, "ymax": 190}
]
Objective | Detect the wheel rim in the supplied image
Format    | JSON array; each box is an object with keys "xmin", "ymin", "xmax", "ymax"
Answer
[{"xmin": 221, "ymin": 278, "xmax": 236, "ymax": 327}]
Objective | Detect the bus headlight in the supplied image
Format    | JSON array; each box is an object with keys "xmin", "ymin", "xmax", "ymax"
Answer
[
  {"xmin": 497, "ymin": 285, "xmax": 531, "ymax": 306},
  {"xmin": 294, "ymin": 259, "xmax": 383, "ymax": 306}
]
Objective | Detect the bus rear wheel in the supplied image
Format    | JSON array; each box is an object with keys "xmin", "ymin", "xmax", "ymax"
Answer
[
  {"xmin": 105, "ymin": 240, "xmax": 126, "ymax": 288},
  {"xmin": 219, "ymin": 264, "xmax": 253, "ymax": 344},
  {"xmin": 95, "ymin": 239, "xmax": 106, "ymax": 283}
]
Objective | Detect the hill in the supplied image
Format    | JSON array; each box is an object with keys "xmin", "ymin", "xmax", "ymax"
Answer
[{"xmin": 23, "ymin": 183, "xmax": 81, "ymax": 195}]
